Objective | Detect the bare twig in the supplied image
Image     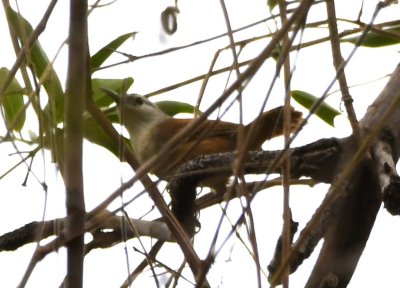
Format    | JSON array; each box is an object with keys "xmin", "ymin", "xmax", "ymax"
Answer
[
  {"xmin": 326, "ymin": 0, "xmax": 363, "ymax": 143},
  {"xmin": 277, "ymin": 0, "xmax": 294, "ymax": 286}
]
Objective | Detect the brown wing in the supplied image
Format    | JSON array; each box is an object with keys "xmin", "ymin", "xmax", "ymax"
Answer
[
  {"xmin": 153, "ymin": 107, "xmax": 302, "ymax": 157},
  {"xmin": 151, "ymin": 118, "xmax": 238, "ymax": 178},
  {"xmin": 154, "ymin": 118, "xmax": 239, "ymax": 143}
]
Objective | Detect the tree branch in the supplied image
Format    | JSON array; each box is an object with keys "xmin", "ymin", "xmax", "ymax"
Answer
[
  {"xmin": 0, "ymin": 216, "xmax": 173, "ymax": 253},
  {"xmin": 63, "ymin": 1, "xmax": 88, "ymax": 287},
  {"xmin": 301, "ymin": 63, "xmax": 400, "ymax": 287},
  {"xmin": 168, "ymin": 137, "xmax": 341, "ymax": 236}
]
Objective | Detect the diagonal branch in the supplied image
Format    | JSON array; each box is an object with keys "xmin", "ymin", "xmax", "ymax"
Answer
[{"xmin": 300, "ymin": 62, "xmax": 400, "ymax": 287}]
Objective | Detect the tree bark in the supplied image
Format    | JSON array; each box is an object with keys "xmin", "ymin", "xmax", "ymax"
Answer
[{"xmin": 64, "ymin": 1, "xmax": 88, "ymax": 287}]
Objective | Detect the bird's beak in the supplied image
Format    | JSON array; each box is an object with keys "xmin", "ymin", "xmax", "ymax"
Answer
[{"xmin": 101, "ymin": 88, "xmax": 121, "ymax": 105}]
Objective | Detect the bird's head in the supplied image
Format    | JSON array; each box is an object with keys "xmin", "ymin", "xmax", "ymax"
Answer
[{"xmin": 102, "ymin": 88, "xmax": 169, "ymax": 137}]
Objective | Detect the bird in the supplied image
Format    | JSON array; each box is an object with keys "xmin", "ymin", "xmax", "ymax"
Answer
[{"xmin": 103, "ymin": 89, "xmax": 303, "ymax": 194}]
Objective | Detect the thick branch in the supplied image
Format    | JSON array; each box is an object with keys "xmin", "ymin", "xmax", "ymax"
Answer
[
  {"xmin": 301, "ymin": 63, "xmax": 400, "ymax": 287},
  {"xmin": 63, "ymin": 1, "xmax": 88, "ymax": 288},
  {"xmin": 168, "ymin": 138, "xmax": 341, "ymax": 235}
]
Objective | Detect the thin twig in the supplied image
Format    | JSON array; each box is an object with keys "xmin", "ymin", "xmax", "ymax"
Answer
[
  {"xmin": 277, "ymin": 0, "xmax": 294, "ymax": 286},
  {"xmin": 326, "ymin": 0, "xmax": 363, "ymax": 142}
]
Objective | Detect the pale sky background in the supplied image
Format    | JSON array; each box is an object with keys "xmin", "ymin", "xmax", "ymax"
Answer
[{"xmin": 0, "ymin": 0, "xmax": 400, "ymax": 287}]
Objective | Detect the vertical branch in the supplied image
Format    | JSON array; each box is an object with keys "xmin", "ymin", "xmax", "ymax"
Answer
[
  {"xmin": 326, "ymin": 0, "xmax": 362, "ymax": 142},
  {"xmin": 278, "ymin": 0, "xmax": 293, "ymax": 286},
  {"xmin": 64, "ymin": 0, "xmax": 87, "ymax": 287},
  {"xmin": 218, "ymin": 1, "xmax": 262, "ymax": 287}
]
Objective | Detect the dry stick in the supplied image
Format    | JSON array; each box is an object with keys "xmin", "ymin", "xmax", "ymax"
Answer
[
  {"xmin": 217, "ymin": 0, "xmax": 255, "ymax": 258},
  {"xmin": 219, "ymin": 0, "xmax": 241, "ymax": 81},
  {"xmin": 326, "ymin": 0, "xmax": 363, "ymax": 143},
  {"xmin": 94, "ymin": 10, "xmax": 292, "ymax": 72},
  {"xmin": 97, "ymin": 5, "xmax": 335, "ymax": 74},
  {"xmin": 195, "ymin": 48, "xmax": 222, "ymax": 115},
  {"xmin": 120, "ymin": 240, "xmax": 165, "ymax": 288},
  {"xmin": 143, "ymin": 23, "xmax": 378, "ymax": 100},
  {"xmin": 121, "ymin": 211, "xmax": 160, "ymax": 288},
  {"xmin": 277, "ymin": 0, "xmax": 294, "ymax": 287},
  {"xmin": 217, "ymin": 2, "xmax": 264, "ymax": 288}
]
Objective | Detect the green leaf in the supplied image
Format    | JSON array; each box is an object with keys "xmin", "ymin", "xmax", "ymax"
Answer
[
  {"xmin": 291, "ymin": 90, "xmax": 341, "ymax": 126},
  {"xmin": 267, "ymin": 0, "xmax": 277, "ymax": 10},
  {"xmin": 91, "ymin": 32, "xmax": 137, "ymax": 70},
  {"xmin": 6, "ymin": 7, "xmax": 64, "ymax": 123},
  {"xmin": 343, "ymin": 26, "xmax": 400, "ymax": 47},
  {"xmin": 0, "ymin": 68, "xmax": 25, "ymax": 131},
  {"xmin": 103, "ymin": 108, "xmax": 120, "ymax": 124},
  {"xmin": 40, "ymin": 127, "xmax": 64, "ymax": 165},
  {"xmin": 155, "ymin": 100, "xmax": 201, "ymax": 117},
  {"xmin": 83, "ymin": 116, "xmax": 121, "ymax": 156},
  {"xmin": 92, "ymin": 77, "xmax": 134, "ymax": 107},
  {"xmin": 86, "ymin": 78, "xmax": 134, "ymax": 154}
]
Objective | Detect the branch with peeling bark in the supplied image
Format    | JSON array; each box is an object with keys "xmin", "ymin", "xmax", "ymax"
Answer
[{"xmin": 168, "ymin": 138, "xmax": 341, "ymax": 235}]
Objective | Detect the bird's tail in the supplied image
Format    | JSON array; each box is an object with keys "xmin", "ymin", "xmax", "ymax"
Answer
[{"xmin": 245, "ymin": 106, "xmax": 303, "ymax": 149}]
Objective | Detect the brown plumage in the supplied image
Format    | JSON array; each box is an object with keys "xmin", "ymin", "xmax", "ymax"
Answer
[{"xmin": 104, "ymin": 90, "xmax": 303, "ymax": 193}]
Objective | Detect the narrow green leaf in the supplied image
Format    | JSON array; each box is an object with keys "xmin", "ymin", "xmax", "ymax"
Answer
[
  {"xmin": 267, "ymin": 0, "xmax": 277, "ymax": 10},
  {"xmin": 103, "ymin": 108, "xmax": 120, "ymax": 124},
  {"xmin": 291, "ymin": 90, "xmax": 341, "ymax": 126},
  {"xmin": 86, "ymin": 77, "xmax": 133, "ymax": 155},
  {"xmin": 91, "ymin": 32, "xmax": 137, "ymax": 70},
  {"xmin": 0, "ymin": 68, "xmax": 25, "ymax": 131},
  {"xmin": 83, "ymin": 116, "xmax": 120, "ymax": 156},
  {"xmin": 40, "ymin": 128, "xmax": 64, "ymax": 165},
  {"xmin": 155, "ymin": 100, "xmax": 201, "ymax": 117},
  {"xmin": 343, "ymin": 26, "xmax": 400, "ymax": 47},
  {"xmin": 6, "ymin": 7, "xmax": 64, "ymax": 123},
  {"xmin": 92, "ymin": 78, "xmax": 134, "ymax": 107}
]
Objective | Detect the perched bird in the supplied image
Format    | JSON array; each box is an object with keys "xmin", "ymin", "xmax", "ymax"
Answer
[{"xmin": 104, "ymin": 89, "xmax": 303, "ymax": 193}]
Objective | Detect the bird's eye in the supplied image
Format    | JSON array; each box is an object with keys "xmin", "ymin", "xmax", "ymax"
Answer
[{"xmin": 134, "ymin": 97, "xmax": 144, "ymax": 105}]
